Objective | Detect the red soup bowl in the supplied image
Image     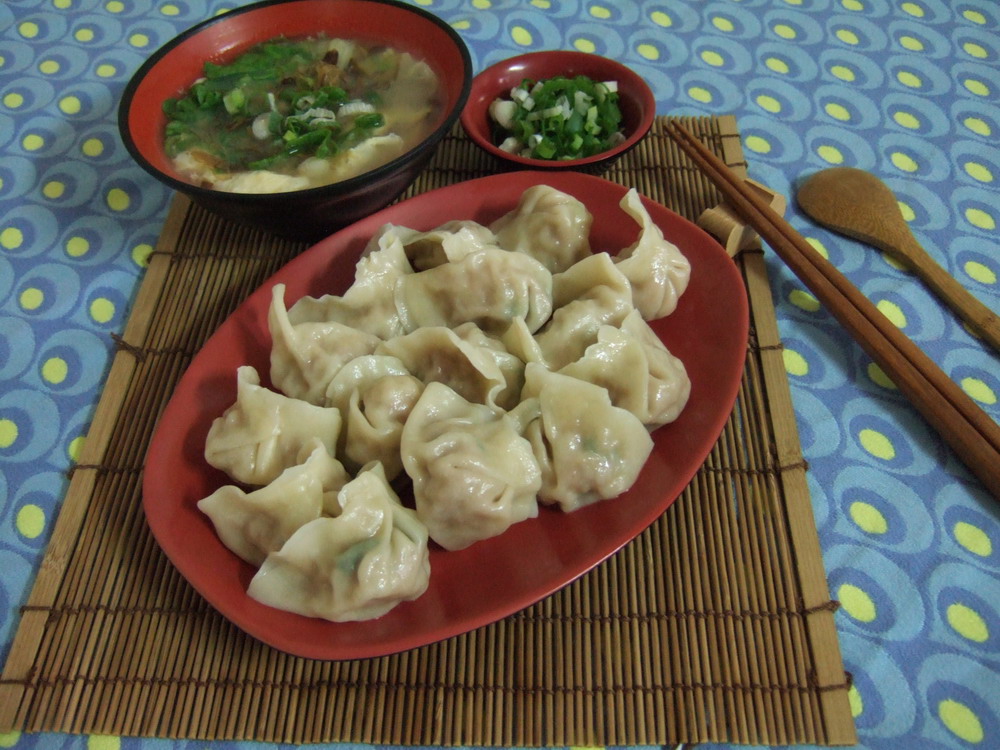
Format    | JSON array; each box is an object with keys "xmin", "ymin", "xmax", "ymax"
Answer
[{"xmin": 119, "ymin": 0, "xmax": 472, "ymax": 242}]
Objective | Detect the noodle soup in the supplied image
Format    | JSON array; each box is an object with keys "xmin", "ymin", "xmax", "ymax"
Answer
[{"xmin": 163, "ymin": 35, "xmax": 443, "ymax": 194}]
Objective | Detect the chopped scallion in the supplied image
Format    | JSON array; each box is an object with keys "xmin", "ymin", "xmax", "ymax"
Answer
[{"xmin": 488, "ymin": 74, "xmax": 624, "ymax": 161}]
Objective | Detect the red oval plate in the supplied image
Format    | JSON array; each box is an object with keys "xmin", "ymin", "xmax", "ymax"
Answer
[{"xmin": 143, "ymin": 171, "xmax": 748, "ymax": 660}]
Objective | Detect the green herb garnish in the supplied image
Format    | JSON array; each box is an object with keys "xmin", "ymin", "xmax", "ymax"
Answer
[
  {"xmin": 488, "ymin": 74, "xmax": 624, "ymax": 161},
  {"xmin": 162, "ymin": 36, "xmax": 391, "ymax": 173}
]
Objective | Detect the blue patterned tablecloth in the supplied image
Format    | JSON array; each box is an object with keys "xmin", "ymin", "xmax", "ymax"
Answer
[{"xmin": 2, "ymin": 1, "xmax": 998, "ymax": 749}]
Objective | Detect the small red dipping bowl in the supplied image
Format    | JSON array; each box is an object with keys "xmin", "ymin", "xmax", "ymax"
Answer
[
  {"xmin": 118, "ymin": 0, "xmax": 472, "ymax": 242},
  {"xmin": 460, "ymin": 50, "xmax": 655, "ymax": 174}
]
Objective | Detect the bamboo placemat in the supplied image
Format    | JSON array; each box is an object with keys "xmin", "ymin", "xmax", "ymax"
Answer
[{"xmin": 0, "ymin": 116, "xmax": 856, "ymax": 746}]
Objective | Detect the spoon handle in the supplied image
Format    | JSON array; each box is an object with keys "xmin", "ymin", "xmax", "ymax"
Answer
[{"xmin": 893, "ymin": 234, "xmax": 1000, "ymax": 355}]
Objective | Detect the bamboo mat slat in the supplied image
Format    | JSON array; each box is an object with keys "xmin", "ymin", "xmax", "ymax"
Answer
[{"xmin": 0, "ymin": 115, "xmax": 857, "ymax": 746}]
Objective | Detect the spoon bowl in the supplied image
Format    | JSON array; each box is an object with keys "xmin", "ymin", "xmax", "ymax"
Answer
[{"xmin": 796, "ymin": 167, "xmax": 1000, "ymax": 354}]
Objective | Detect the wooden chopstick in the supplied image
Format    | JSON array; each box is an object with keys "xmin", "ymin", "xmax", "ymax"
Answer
[{"xmin": 665, "ymin": 120, "xmax": 1000, "ymax": 500}]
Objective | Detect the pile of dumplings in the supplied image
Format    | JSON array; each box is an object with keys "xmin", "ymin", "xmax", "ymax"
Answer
[{"xmin": 197, "ymin": 184, "xmax": 693, "ymax": 623}]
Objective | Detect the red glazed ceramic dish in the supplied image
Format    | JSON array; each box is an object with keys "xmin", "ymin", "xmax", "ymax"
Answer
[
  {"xmin": 142, "ymin": 171, "xmax": 749, "ymax": 661},
  {"xmin": 460, "ymin": 51, "xmax": 656, "ymax": 172}
]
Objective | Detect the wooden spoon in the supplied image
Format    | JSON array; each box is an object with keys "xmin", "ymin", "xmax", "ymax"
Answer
[{"xmin": 796, "ymin": 167, "xmax": 1000, "ymax": 355}]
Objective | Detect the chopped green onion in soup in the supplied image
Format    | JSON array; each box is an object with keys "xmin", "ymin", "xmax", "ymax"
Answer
[
  {"xmin": 488, "ymin": 75, "xmax": 625, "ymax": 161},
  {"xmin": 162, "ymin": 35, "xmax": 442, "ymax": 193}
]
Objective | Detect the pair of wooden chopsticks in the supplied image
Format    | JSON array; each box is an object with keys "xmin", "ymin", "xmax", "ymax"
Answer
[{"xmin": 665, "ymin": 121, "xmax": 1000, "ymax": 500}]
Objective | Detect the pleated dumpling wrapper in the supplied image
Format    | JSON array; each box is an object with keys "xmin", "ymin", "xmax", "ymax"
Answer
[
  {"xmin": 613, "ymin": 188, "xmax": 691, "ymax": 319},
  {"xmin": 401, "ymin": 381, "xmax": 541, "ymax": 551},
  {"xmin": 248, "ymin": 462, "xmax": 430, "ymax": 622},
  {"xmin": 517, "ymin": 364, "xmax": 654, "ymax": 512},
  {"xmin": 204, "ymin": 365, "xmax": 342, "ymax": 486},
  {"xmin": 198, "ymin": 442, "xmax": 349, "ymax": 567}
]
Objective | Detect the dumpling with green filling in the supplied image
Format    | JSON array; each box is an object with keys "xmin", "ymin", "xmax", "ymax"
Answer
[
  {"xmin": 247, "ymin": 462, "xmax": 430, "ymax": 622},
  {"xmin": 518, "ymin": 364, "xmax": 653, "ymax": 512},
  {"xmin": 558, "ymin": 309, "xmax": 690, "ymax": 429}
]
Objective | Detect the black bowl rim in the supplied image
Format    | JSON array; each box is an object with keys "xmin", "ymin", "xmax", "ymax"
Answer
[
  {"xmin": 459, "ymin": 49, "xmax": 655, "ymax": 170},
  {"xmin": 117, "ymin": 0, "xmax": 473, "ymax": 203}
]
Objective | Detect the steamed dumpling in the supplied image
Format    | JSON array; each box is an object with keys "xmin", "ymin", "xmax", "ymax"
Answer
[
  {"xmin": 451, "ymin": 322, "xmax": 526, "ymax": 411},
  {"xmin": 613, "ymin": 188, "xmax": 691, "ymax": 319},
  {"xmin": 247, "ymin": 462, "xmax": 430, "ymax": 622},
  {"xmin": 326, "ymin": 354, "xmax": 426, "ymax": 478},
  {"xmin": 342, "ymin": 374, "xmax": 425, "ymax": 479},
  {"xmin": 499, "ymin": 316, "xmax": 547, "ymax": 366},
  {"xmin": 392, "ymin": 220, "xmax": 499, "ymax": 270},
  {"xmin": 559, "ymin": 310, "xmax": 690, "ymax": 428},
  {"xmin": 395, "ymin": 247, "xmax": 553, "ymax": 334},
  {"xmin": 287, "ymin": 224, "xmax": 414, "ymax": 339},
  {"xmin": 490, "ymin": 185, "xmax": 593, "ymax": 273},
  {"xmin": 197, "ymin": 442, "xmax": 349, "ymax": 566},
  {"xmin": 518, "ymin": 364, "xmax": 654, "ymax": 512},
  {"xmin": 400, "ymin": 382, "xmax": 541, "ymax": 551},
  {"xmin": 204, "ymin": 365, "xmax": 342, "ymax": 486},
  {"xmin": 533, "ymin": 253, "xmax": 635, "ymax": 369},
  {"xmin": 325, "ymin": 354, "xmax": 412, "ymax": 413},
  {"xmin": 619, "ymin": 310, "xmax": 690, "ymax": 424},
  {"xmin": 269, "ymin": 283, "xmax": 381, "ymax": 404},
  {"xmin": 376, "ymin": 326, "xmax": 508, "ymax": 408}
]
